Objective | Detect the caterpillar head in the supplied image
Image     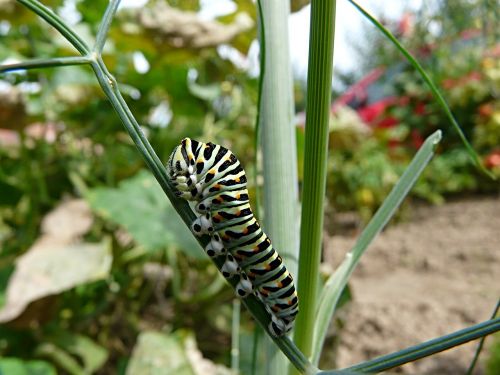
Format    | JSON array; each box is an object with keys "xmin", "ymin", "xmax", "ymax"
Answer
[{"xmin": 167, "ymin": 144, "xmax": 188, "ymax": 178}]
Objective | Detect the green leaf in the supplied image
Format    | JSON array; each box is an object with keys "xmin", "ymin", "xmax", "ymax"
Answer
[
  {"xmin": 0, "ymin": 358, "xmax": 57, "ymax": 375},
  {"xmin": 35, "ymin": 343, "xmax": 85, "ymax": 375},
  {"xmin": 311, "ymin": 130, "xmax": 442, "ymax": 364},
  {"xmin": 0, "ymin": 180, "xmax": 23, "ymax": 206},
  {"xmin": 86, "ymin": 170, "xmax": 204, "ymax": 259},
  {"xmin": 45, "ymin": 331, "xmax": 108, "ymax": 374}
]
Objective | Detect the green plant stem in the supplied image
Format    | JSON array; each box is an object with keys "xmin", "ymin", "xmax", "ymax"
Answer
[
  {"xmin": 94, "ymin": 0, "xmax": 121, "ymax": 52},
  {"xmin": 294, "ymin": 0, "xmax": 337, "ymax": 361},
  {"xmin": 466, "ymin": 299, "xmax": 500, "ymax": 375},
  {"xmin": 17, "ymin": 0, "xmax": 90, "ymax": 55},
  {"xmin": 0, "ymin": 56, "xmax": 91, "ymax": 73},
  {"xmin": 348, "ymin": 0, "xmax": 494, "ymax": 179},
  {"xmin": 334, "ymin": 317, "xmax": 500, "ymax": 373},
  {"xmin": 253, "ymin": 0, "xmax": 265, "ymax": 218},
  {"xmin": 231, "ymin": 299, "xmax": 241, "ymax": 372}
]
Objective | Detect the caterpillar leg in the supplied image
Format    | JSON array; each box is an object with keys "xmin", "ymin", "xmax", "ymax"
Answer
[
  {"xmin": 171, "ymin": 174, "xmax": 197, "ymax": 191},
  {"xmin": 191, "ymin": 213, "xmax": 214, "ymax": 236},
  {"xmin": 205, "ymin": 233, "xmax": 226, "ymax": 258},
  {"xmin": 268, "ymin": 313, "xmax": 288, "ymax": 337},
  {"xmin": 235, "ymin": 272, "xmax": 253, "ymax": 297},
  {"xmin": 220, "ymin": 254, "xmax": 240, "ymax": 278}
]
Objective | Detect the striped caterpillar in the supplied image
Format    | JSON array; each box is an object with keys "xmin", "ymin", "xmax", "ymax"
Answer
[{"xmin": 167, "ymin": 138, "xmax": 298, "ymax": 336}]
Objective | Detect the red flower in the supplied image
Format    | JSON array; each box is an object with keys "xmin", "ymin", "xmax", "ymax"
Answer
[
  {"xmin": 485, "ymin": 150, "xmax": 500, "ymax": 169},
  {"xmin": 411, "ymin": 130, "xmax": 424, "ymax": 149},
  {"xmin": 357, "ymin": 97, "xmax": 398, "ymax": 125}
]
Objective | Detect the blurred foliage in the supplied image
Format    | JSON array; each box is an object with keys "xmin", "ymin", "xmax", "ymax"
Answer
[
  {"xmin": 0, "ymin": 358, "xmax": 57, "ymax": 375},
  {"xmin": 0, "ymin": 0, "xmax": 258, "ymax": 373},
  {"xmin": 324, "ymin": 0, "xmax": 500, "ymax": 219},
  {"xmin": 87, "ymin": 170, "xmax": 203, "ymax": 259},
  {"xmin": 486, "ymin": 334, "xmax": 500, "ymax": 375}
]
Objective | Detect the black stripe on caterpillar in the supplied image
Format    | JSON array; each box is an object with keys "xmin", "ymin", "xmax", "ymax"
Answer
[{"xmin": 167, "ymin": 138, "xmax": 299, "ymax": 336}]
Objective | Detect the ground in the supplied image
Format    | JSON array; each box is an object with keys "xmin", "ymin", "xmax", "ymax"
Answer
[{"xmin": 322, "ymin": 195, "xmax": 500, "ymax": 374}]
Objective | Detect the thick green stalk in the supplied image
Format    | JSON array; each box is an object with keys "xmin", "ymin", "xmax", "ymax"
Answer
[
  {"xmin": 294, "ymin": 0, "xmax": 336, "ymax": 359},
  {"xmin": 259, "ymin": 0, "xmax": 299, "ymax": 374}
]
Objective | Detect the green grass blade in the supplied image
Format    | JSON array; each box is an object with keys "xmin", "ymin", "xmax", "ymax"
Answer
[
  {"xmin": 332, "ymin": 317, "xmax": 500, "ymax": 373},
  {"xmin": 348, "ymin": 0, "xmax": 494, "ymax": 179},
  {"xmin": 311, "ymin": 130, "xmax": 442, "ymax": 364},
  {"xmin": 294, "ymin": 0, "xmax": 337, "ymax": 361}
]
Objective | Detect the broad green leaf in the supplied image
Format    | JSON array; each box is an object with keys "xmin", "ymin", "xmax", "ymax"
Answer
[
  {"xmin": 87, "ymin": 170, "xmax": 204, "ymax": 259},
  {"xmin": 311, "ymin": 130, "xmax": 442, "ymax": 364},
  {"xmin": 0, "ymin": 358, "xmax": 57, "ymax": 375}
]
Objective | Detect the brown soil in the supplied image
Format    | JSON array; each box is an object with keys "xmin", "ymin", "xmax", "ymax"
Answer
[{"xmin": 322, "ymin": 196, "xmax": 500, "ymax": 374}]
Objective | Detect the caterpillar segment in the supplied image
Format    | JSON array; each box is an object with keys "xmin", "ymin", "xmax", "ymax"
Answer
[{"xmin": 167, "ymin": 138, "xmax": 299, "ymax": 336}]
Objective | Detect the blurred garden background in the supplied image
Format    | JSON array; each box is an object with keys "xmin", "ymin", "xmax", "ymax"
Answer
[{"xmin": 0, "ymin": 0, "xmax": 499, "ymax": 374}]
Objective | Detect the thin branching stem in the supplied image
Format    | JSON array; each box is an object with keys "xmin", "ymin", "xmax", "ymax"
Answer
[
  {"xmin": 0, "ymin": 56, "xmax": 90, "ymax": 73},
  {"xmin": 17, "ymin": 0, "xmax": 90, "ymax": 55},
  {"xmin": 466, "ymin": 299, "xmax": 500, "ymax": 375},
  {"xmin": 94, "ymin": 0, "xmax": 121, "ymax": 52},
  {"xmin": 340, "ymin": 317, "xmax": 500, "ymax": 373}
]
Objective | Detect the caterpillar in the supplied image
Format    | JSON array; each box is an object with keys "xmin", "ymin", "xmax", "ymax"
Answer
[{"xmin": 167, "ymin": 138, "xmax": 298, "ymax": 337}]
